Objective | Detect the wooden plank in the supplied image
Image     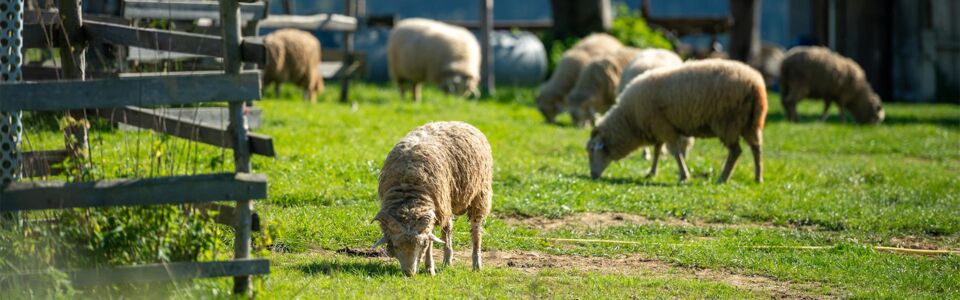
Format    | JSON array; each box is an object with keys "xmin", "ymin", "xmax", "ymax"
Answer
[
  {"xmin": 1, "ymin": 259, "xmax": 270, "ymax": 286},
  {"xmin": 86, "ymin": 20, "xmax": 224, "ymax": 57},
  {"xmin": 0, "ymin": 173, "xmax": 267, "ymax": 212},
  {"xmin": 85, "ymin": 20, "xmax": 267, "ymax": 64},
  {"xmin": 91, "ymin": 106, "xmax": 275, "ymax": 157},
  {"xmin": 443, "ymin": 19, "xmax": 553, "ymax": 31},
  {"xmin": 258, "ymin": 13, "xmax": 358, "ymax": 32},
  {"xmin": 20, "ymin": 150, "xmax": 69, "ymax": 178},
  {"xmin": 0, "ymin": 71, "xmax": 261, "ymax": 111},
  {"xmin": 123, "ymin": 0, "xmax": 266, "ymax": 22}
]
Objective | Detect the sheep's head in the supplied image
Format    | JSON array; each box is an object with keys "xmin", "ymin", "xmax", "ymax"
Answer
[
  {"xmin": 372, "ymin": 209, "xmax": 443, "ymax": 276},
  {"xmin": 849, "ymin": 92, "xmax": 885, "ymax": 125},
  {"xmin": 441, "ymin": 74, "xmax": 480, "ymax": 99},
  {"xmin": 567, "ymin": 90, "xmax": 597, "ymax": 128},
  {"xmin": 536, "ymin": 87, "xmax": 563, "ymax": 124},
  {"xmin": 586, "ymin": 129, "xmax": 613, "ymax": 179}
]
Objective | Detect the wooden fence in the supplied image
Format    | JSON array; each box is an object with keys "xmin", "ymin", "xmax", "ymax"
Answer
[{"xmin": 1, "ymin": 0, "xmax": 278, "ymax": 296}]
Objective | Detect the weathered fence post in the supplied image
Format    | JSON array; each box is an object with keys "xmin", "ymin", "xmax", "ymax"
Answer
[
  {"xmin": 479, "ymin": 0, "xmax": 494, "ymax": 97},
  {"xmin": 58, "ymin": 0, "xmax": 90, "ymax": 167},
  {"xmin": 1, "ymin": 0, "xmax": 24, "ymax": 187},
  {"xmin": 339, "ymin": 0, "xmax": 355, "ymax": 103},
  {"xmin": 219, "ymin": 0, "xmax": 254, "ymax": 296}
]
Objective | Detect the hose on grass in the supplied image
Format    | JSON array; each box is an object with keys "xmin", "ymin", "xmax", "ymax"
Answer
[{"xmin": 513, "ymin": 236, "xmax": 960, "ymax": 256}]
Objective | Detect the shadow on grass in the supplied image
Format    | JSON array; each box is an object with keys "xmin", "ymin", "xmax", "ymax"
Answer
[
  {"xmin": 296, "ymin": 259, "xmax": 401, "ymax": 277},
  {"xmin": 568, "ymin": 173, "xmax": 673, "ymax": 187},
  {"xmin": 765, "ymin": 110, "xmax": 960, "ymax": 128}
]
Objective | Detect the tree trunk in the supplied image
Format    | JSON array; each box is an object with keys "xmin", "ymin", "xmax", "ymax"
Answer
[{"xmin": 729, "ymin": 0, "xmax": 762, "ymax": 62}]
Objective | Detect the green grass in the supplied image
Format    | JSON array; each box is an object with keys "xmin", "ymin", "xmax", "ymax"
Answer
[{"xmin": 9, "ymin": 83, "xmax": 960, "ymax": 298}]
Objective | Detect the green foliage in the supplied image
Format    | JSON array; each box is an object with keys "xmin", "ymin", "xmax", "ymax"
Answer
[
  {"xmin": 538, "ymin": 4, "xmax": 673, "ymax": 76},
  {"xmin": 609, "ymin": 4, "xmax": 674, "ymax": 50}
]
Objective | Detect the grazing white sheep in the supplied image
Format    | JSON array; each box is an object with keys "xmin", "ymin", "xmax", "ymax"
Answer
[
  {"xmin": 373, "ymin": 121, "xmax": 493, "ymax": 276},
  {"xmin": 780, "ymin": 46, "xmax": 884, "ymax": 124},
  {"xmin": 387, "ymin": 18, "xmax": 481, "ymax": 102},
  {"xmin": 566, "ymin": 47, "xmax": 642, "ymax": 127},
  {"xmin": 536, "ymin": 33, "xmax": 623, "ymax": 123},
  {"xmin": 263, "ymin": 29, "xmax": 324, "ymax": 103},
  {"xmin": 586, "ymin": 59, "xmax": 768, "ymax": 184}
]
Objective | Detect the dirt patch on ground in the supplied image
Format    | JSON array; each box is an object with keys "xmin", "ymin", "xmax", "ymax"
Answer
[
  {"xmin": 887, "ymin": 235, "xmax": 960, "ymax": 251},
  {"xmin": 335, "ymin": 247, "xmax": 833, "ymax": 299},
  {"xmin": 500, "ymin": 212, "xmax": 690, "ymax": 230}
]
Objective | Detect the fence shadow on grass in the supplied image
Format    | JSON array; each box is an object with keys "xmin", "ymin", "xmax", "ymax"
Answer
[
  {"xmin": 764, "ymin": 110, "xmax": 960, "ymax": 128},
  {"xmin": 296, "ymin": 259, "xmax": 400, "ymax": 277}
]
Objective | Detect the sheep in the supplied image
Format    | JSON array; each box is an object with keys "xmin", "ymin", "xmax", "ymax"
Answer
[
  {"xmin": 536, "ymin": 33, "xmax": 623, "ymax": 123},
  {"xmin": 780, "ymin": 46, "xmax": 885, "ymax": 124},
  {"xmin": 616, "ymin": 49, "xmax": 684, "ymax": 160},
  {"xmin": 586, "ymin": 59, "xmax": 768, "ymax": 184},
  {"xmin": 262, "ymin": 28, "xmax": 324, "ymax": 103},
  {"xmin": 566, "ymin": 47, "xmax": 642, "ymax": 128},
  {"xmin": 387, "ymin": 18, "xmax": 481, "ymax": 102},
  {"xmin": 373, "ymin": 121, "xmax": 493, "ymax": 276}
]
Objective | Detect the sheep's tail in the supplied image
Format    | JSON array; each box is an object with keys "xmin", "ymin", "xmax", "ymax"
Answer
[{"xmin": 751, "ymin": 82, "xmax": 768, "ymax": 130}]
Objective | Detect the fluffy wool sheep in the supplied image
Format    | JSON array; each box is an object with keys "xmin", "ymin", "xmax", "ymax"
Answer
[
  {"xmin": 586, "ymin": 59, "xmax": 768, "ymax": 183},
  {"xmin": 263, "ymin": 29, "xmax": 323, "ymax": 103},
  {"xmin": 373, "ymin": 121, "xmax": 493, "ymax": 276},
  {"xmin": 536, "ymin": 33, "xmax": 623, "ymax": 123},
  {"xmin": 388, "ymin": 18, "xmax": 481, "ymax": 102},
  {"xmin": 566, "ymin": 47, "xmax": 642, "ymax": 127},
  {"xmin": 780, "ymin": 46, "xmax": 885, "ymax": 124},
  {"xmin": 616, "ymin": 49, "xmax": 684, "ymax": 160}
]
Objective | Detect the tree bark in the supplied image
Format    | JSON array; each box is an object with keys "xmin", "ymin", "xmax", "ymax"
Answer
[{"xmin": 729, "ymin": 0, "xmax": 762, "ymax": 62}]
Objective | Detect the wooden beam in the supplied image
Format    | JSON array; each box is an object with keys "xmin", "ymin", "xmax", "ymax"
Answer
[
  {"xmin": 122, "ymin": 0, "xmax": 266, "ymax": 22},
  {"xmin": 20, "ymin": 150, "xmax": 69, "ymax": 178},
  {"xmin": 85, "ymin": 20, "xmax": 222, "ymax": 57},
  {"xmin": 1, "ymin": 259, "xmax": 270, "ymax": 286},
  {"xmin": 91, "ymin": 106, "xmax": 275, "ymax": 157},
  {"xmin": 258, "ymin": 13, "xmax": 358, "ymax": 32},
  {"xmin": 0, "ymin": 173, "xmax": 267, "ymax": 212},
  {"xmin": 85, "ymin": 20, "xmax": 267, "ymax": 64},
  {"xmin": 0, "ymin": 71, "xmax": 261, "ymax": 111},
  {"xmin": 442, "ymin": 19, "xmax": 553, "ymax": 31}
]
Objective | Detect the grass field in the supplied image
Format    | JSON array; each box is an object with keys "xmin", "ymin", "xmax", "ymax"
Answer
[{"xmin": 11, "ymin": 83, "xmax": 960, "ymax": 298}]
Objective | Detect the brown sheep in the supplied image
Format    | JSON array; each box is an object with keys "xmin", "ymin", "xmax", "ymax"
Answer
[
  {"xmin": 586, "ymin": 59, "xmax": 767, "ymax": 183},
  {"xmin": 780, "ymin": 46, "xmax": 885, "ymax": 124},
  {"xmin": 373, "ymin": 121, "xmax": 493, "ymax": 276},
  {"xmin": 263, "ymin": 28, "xmax": 324, "ymax": 103},
  {"xmin": 566, "ymin": 47, "xmax": 642, "ymax": 127},
  {"xmin": 536, "ymin": 33, "xmax": 623, "ymax": 123}
]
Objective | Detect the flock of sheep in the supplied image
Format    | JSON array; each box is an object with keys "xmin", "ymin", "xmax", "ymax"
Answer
[{"xmin": 259, "ymin": 18, "xmax": 887, "ymax": 276}]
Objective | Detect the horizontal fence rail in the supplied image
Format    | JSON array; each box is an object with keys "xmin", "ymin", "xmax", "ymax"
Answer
[
  {"xmin": 123, "ymin": 0, "xmax": 266, "ymax": 21},
  {"xmin": 0, "ymin": 173, "xmax": 267, "ymax": 212},
  {"xmin": 0, "ymin": 71, "xmax": 261, "ymax": 111},
  {"xmin": 91, "ymin": 106, "xmax": 275, "ymax": 157}
]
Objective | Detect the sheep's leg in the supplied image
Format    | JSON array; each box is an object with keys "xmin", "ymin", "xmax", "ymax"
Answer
[
  {"xmin": 782, "ymin": 86, "xmax": 806, "ymax": 122},
  {"xmin": 397, "ymin": 80, "xmax": 407, "ymax": 99},
  {"xmin": 413, "ymin": 83, "xmax": 422, "ymax": 102},
  {"xmin": 646, "ymin": 144, "xmax": 663, "ymax": 178},
  {"xmin": 749, "ymin": 141, "xmax": 763, "ymax": 183},
  {"xmin": 819, "ymin": 100, "xmax": 832, "ymax": 122},
  {"xmin": 423, "ymin": 241, "xmax": 435, "ymax": 276},
  {"xmin": 669, "ymin": 144, "xmax": 691, "ymax": 183},
  {"xmin": 470, "ymin": 217, "xmax": 484, "ymax": 270},
  {"xmin": 441, "ymin": 219, "xmax": 453, "ymax": 266},
  {"xmin": 838, "ymin": 105, "xmax": 850, "ymax": 123},
  {"xmin": 717, "ymin": 142, "xmax": 743, "ymax": 184}
]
